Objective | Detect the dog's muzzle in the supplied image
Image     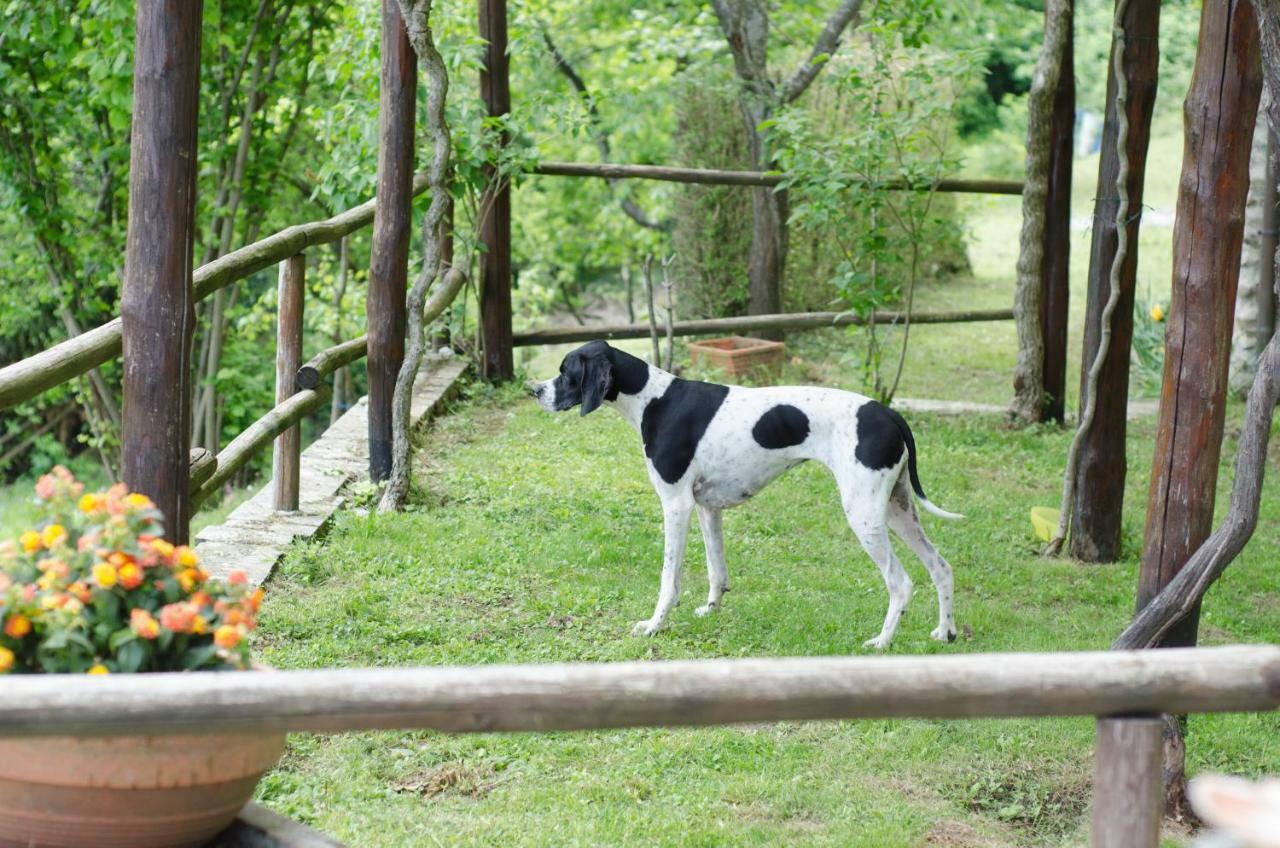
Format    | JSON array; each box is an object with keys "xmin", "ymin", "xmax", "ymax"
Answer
[{"xmin": 529, "ymin": 379, "xmax": 558, "ymax": 411}]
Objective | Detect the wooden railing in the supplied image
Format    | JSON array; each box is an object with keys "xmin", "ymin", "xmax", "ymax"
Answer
[
  {"xmin": 0, "ymin": 173, "xmax": 433, "ymax": 512},
  {"xmin": 1, "ymin": 645, "xmax": 1275, "ymax": 846}
]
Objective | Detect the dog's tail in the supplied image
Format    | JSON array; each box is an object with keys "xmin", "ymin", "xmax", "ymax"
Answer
[{"xmin": 891, "ymin": 409, "xmax": 963, "ymax": 520}]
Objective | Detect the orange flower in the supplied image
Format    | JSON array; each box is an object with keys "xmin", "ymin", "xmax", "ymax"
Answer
[
  {"xmin": 130, "ymin": 608, "xmax": 160, "ymax": 640},
  {"xmin": 117, "ymin": 563, "xmax": 143, "ymax": 590},
  {"xmin": 68, "ymin": 582, "xmax": 93, "ymax": 604},
  {"xmin": 107, "ymin": 551, "xmax": 131, "ymax": 567},
  {"xmin": 92, "ymin": 562, "xmax": 118, "ymax": 589},
  {"xmin": 0, "ymin": 573, "xmax": 10, "ymax": 592},
  {"xmin": 190, "ymin": 591, "xmax": 211, "ymax": 609},
  {"xmin": 222, "ymin": 608, "xmax": 244, "ymax": 627},
  {"xmin": 191, "ymin": 615, "xmax": 208, "ymax": 635},
  {"xmin": 150, "ymin": 538, "xmax": 175, "ymax": 559},
  {"xmin": 247, "ymin": 587, "xmax": 265, "ymax": 613},
  {"xmin": 227, "ymin": 570, "xmax": 248, "ymax": 586},
  {"xmin": 4, "ymin": 614, "xmax": 31, "ymax": 638},
  {"xmin": 87, "ymin": 663, "xmax": 109, "ymax": 675},
  {"xmin": 213, "ymin": 624, "xmax": 241, "ymax": 649},
  {"xmin": 159, "ymin": 602, "xmax": 199, "ymax": 633},
  {"xmin": 78, "ymin": 493, "xmax": 103, "ymax": 514},
  {"xmin": 175, "ymin": 546, "xmax": 198, "ymax": 568},
  {"xmin": 0, "ymin": 646, "xmax": 13, "ymax": 672},
  {"xmin": 19, "ymin": 531, "xmax": 41, "ymax": 554},
  {"xmin": 176, "ymin": 569, "xmax": 199, "ymax": 592}
]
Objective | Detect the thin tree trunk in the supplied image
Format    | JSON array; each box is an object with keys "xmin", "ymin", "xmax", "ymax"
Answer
[{"xmin": 1011, "ymin": 0, "xmax": 1071, "ymax": 423}]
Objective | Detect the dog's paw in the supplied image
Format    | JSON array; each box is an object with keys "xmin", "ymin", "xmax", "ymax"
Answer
[
  {"xmin": 931, "ymin": 624, "xmax": 958, "ymax": 643},
  {"xmin": 694, "ymin": 602, "xmax": 718, "ymax": 618},
  {"xmin": 631, "ymin": 619, "xmax": 662, "ymax": 637},
  {"xmin": 862, "ymin": 634, "xmax": 892, "ymax": 651}
]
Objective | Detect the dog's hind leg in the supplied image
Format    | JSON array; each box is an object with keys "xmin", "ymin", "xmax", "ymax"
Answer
[
  {"xmin": 887, "ymin": 478, "xmax": 956, "ymax": 643},
  {"xmin": 632, "ymin": 495, "xmax": 694, "ymax": 636},
  {"xmin": 695, "ymin": 505, "xmax": 728, "ymax": 617},
  {"xmin": 838, "ymin": 471, "xmax": 913, "ymax": 650}
]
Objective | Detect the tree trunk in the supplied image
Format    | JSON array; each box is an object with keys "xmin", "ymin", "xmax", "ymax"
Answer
[
  {"xmin": 1230, "ymin": 88, "xmax": 1278, "ymax": 396},
  {"xmin": 1069, "ymin": 0, "xmax": 1161, "ymax": 562},
  {"xmin": 1011, "ymin": 0, "xmax": 1071, "ymax": 423},
  {"xmin": 1138, "ymin": 0, "xmax": 1261, "ymax": 648},
  {"xmin": 1039, "ymin": 6, "xmax": 1074, "ymax": 426},
  {"xmin": 478, "ymin": 0, "xmax": 513, "ymax": 381}
]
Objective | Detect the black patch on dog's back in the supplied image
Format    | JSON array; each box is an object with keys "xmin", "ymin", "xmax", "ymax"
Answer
[
  {"xmin": 641, "ymin": 380, "xmax": 730, "ymax": 484},
  {"xmin": 751, "ymin": 404, "xmax": 809, "ymax": 449},
  {"xmin": 854, "ymin": 401, "xmax": 905, "ymax": 470}
]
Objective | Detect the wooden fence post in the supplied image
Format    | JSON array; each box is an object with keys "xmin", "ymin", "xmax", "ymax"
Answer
[
  {"xmin": 273, "ymin": 255, "xmax": 305, "ymax": 512},
  {"xmin": 1069, "ymin": 0, "xmax": 1161, "ymax": 562},
  {"xmin": 1039, "ymin": 0, "xmax": 1074, "ymax": 426},
  {"xmin": 121, "ymin": 0, "xmax": 203, "ymax": 545},
  {"xmin": 1138, "ymin": 0, "xmax": 1261, "ymax": 646},
  {"xmin": 479, "ymin": 0, "xmax": 514, "ymax": 382},
  {"xmin": 1091, "ymin": 716, "xmax": 1163, "ymax": 848},
  {"xmin": 367, "ymin": 0, "xmax": 417, "ymax": 482}
]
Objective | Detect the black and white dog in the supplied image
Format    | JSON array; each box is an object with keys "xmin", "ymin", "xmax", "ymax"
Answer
[{"xmin": 530, "ymin": 340, "xmax": 960, "ymax": 649}]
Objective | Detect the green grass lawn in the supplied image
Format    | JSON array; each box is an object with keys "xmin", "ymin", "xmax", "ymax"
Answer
[{"xmin": 253, "ymin": 379, "xmax": 1280, "ymax": 847}]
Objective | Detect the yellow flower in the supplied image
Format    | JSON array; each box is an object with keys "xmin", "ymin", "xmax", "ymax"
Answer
[
  {"xmin": 19, "ymin": 531, "xmax": 41, "ymax": 553},
  {"xmin": 0, "ymin": 647, "xmax": 13, "ymax": 673},
  {"xmin": 41, "ymin": 524, "xmax": 67, "ymax": 549},
  {"xmin": 175, "ymin": 546, "xmax": 198, "ymax": 568},
  {"xmin": 87, "ymin": 663, "xmax": 109, "ymax": 675},
  {"xmin": 1150, "ymin": 305, "xmax": 1165, "ymax": 322},
  {"xmin": 93, "ymin": 562, "xmax": 118, "ymax": 589},
  {"xmin": 124, "ymin": 493, "xmax": 154, "ymax": 510},
  {"xmin": 36, "ymin": 571, "xmax": 58, "ymax": 591},
  {"xmin": 150, "ymin": 539, "xmax": 175, "ymax": 559},
  {"xmin": 191, "ymin": 615, "xmax": 208, "ymax": 635},
  {"xmin": 117, "ymin": 563, "xmax": 143, "ymax": 590},
  {"xmin": 78, "ymin": 493, "xmax": 102, "ymax": 513},
  {"xmin": 213, "ymin": 624, "xmax": 241, "ymax": 649},
  {"xmin": 130, "ymin": 608, "xmax": 160, "ymax": 640},
  {"xmin": 177, "ymin": 569, "xmax": 198, "ymax": 592}
]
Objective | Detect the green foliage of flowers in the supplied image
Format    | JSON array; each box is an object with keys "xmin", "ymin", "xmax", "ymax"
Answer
[{"xmin": 0, "ymin": 467, "xmax": 263, "ymax": 675}]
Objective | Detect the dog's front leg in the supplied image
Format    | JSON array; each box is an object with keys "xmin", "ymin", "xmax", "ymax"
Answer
[{"xmin": 632, "ymin": 495, "xmax": 693, "ymax": 636}]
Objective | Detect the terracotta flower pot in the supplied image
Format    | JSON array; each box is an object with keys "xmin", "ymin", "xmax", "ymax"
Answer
[
  {"xmin": 0, "ymin": 730, "xmax": 286, "ymax": 848},
  {"xmin": 687, "ymin": 335, "xmax": 786, "ymax": 378}
]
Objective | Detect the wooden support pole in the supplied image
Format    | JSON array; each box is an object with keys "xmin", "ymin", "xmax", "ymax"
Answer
[
  {"xmin": 1091, "ymin": 716, "xmax": 1164, "ymax": 848},
  {"xmin": 1039, "ymin": 5, "xmax": 1074, "ymax": 425},
  {"xmin": 1070, "ymin": 0, "xmax": 1161, "ymax": 562},
  {"xmin": 272, "ymin": 255, "xmax": 305, "ymax": 512},
  {"xmin": 1138, "ymin": 0, "xmax": 1261, "ymax": 647},
  {"xmin": 479, "ymin": 0, "xmax": 513, "ymax": 381},
  {"xmin": 1260, "ymin": 132, "xmax": 1278, "ymax": 343},
  {"xmin": 121, "ymin": 0, "xmax": 203, "ymax": 545},
  {"xmin": 367, "ymin": 0, "xmax": 416, "ymax": 482}
]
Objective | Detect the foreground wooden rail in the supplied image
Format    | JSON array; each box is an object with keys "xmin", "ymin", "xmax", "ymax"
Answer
[
  {"xmin": 514, "ymin": 308, "xmax": 1014, "ymax": 347},
  {"xmin": 532, "ymin": 162, "xmax": 1026, "ymax": 195},
  {"xmin": 1, "ymin": 646, "xmax": 1274, "ymax": 738}
]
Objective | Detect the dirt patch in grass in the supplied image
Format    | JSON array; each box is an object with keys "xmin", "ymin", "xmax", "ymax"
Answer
[
  {"xmin": 394, "ymin": 761, "xmax": 500, "ymax": 801},
  {"xmin": 944, "ymin": 765, "xmax": 1091, "ymax": 842}
]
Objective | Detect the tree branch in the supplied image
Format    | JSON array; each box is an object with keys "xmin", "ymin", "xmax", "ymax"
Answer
[
  {"xmin": 779, "ymin": 0, "xmax": 867, "ymax": 104},
  {"xmin": 540, "ymin": 28, "xmax": 671, "ymax": 232}
]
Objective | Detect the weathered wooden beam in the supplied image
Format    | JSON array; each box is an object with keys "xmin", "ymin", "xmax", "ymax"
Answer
[
  {"xmin": 272, "ymin": 255, "xmax": 305, "ymax": 512},
  {"xmin": 1070, "ymin": 0, "xmax": 1161, "ymax": 562},
  {"xmin": 1138, "ymin": 0, "xmax": 1262, "ymax": 648},
  {"xmin": 297, "ymin": 336, "xmax": 368, "ymax": 390},
  {"xmin": 0, "ymin": 646, "xmax": 1274, "ymax": 739},
  {"xmin": 531, "ymin": 162, "xmax": 1025, "ymax": 195},
  {"xmin": 0, "ymin": 174, "xmax": 430, "ymax": 414},
  {"xmin": 121, "ymin": 0, "xmax": 203, "ymax": 545},
  {"xmin": 192, "ymin": 386, "xmax": 330, "ymax": 508},
  {"xmin": 367, "ymin": 0, "xmax": 417, "ymax": 483},
  {"xmin": 1091, "ymin": 716, "xmax": 1164, "ymax": 848},
  {"xmin": 479, "ymin": 0, "xmax": 513, "ymax": 381},
  {"xmin": 189, "ymin": 448, "xmax": 217, "ymax": 494},
  {"xmin": 512, "ymin": 309, "xmax": 1014, "ymax": 347},
  {"xmin": 1039, "ymin": 2, "xmax": 1074, "ymax": 425}
]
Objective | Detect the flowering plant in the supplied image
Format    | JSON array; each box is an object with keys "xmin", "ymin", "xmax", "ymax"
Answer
[{"xmin": 0, "ymin": 467, "xmax": 262, "ymax": 675}]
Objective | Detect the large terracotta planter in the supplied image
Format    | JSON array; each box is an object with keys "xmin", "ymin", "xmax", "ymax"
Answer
[
  {"xmin": 0, "ymin": 730, "xmax": 286, "ymax": 848},
  {"xmin": 688, "ymin": 335, "xmax": 785, "ymax": 378}
]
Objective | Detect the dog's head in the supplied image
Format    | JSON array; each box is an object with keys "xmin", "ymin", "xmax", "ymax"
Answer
[{"xmin": 529, "ymin": 340, "xmax": 616, "ymax": 416}]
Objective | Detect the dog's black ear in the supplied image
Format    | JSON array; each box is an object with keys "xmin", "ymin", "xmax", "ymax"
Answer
[{"xmin": 579, "ymin": 350, "xmax": 614, "ymax": 416}]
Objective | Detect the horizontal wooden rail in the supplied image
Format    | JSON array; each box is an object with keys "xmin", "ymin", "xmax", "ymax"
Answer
[
  {"xmin": 192, "ymin": 385, "xmax": 330, "ymax": 507},
  {"xmin": 0, "ymin": 646, "xmax": 1275, "ymax": 738},
  {"xmin": 0, "ymin": 174, "xmax": 430, "ymax": 413},
  {"xmin": 532, "ymin": 162, "xmax": 1025, "ymax": 196},
  {"xmin": 514, "ymin": 308, "xmax": 1014, "ymax": 347},
  {"xmin": 189, "ymin": 448, "xmax": 217, "ymax": 493},
  {"xmin": 297, "ymin": 336, "xmax": 369, "ymax": 390}
]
